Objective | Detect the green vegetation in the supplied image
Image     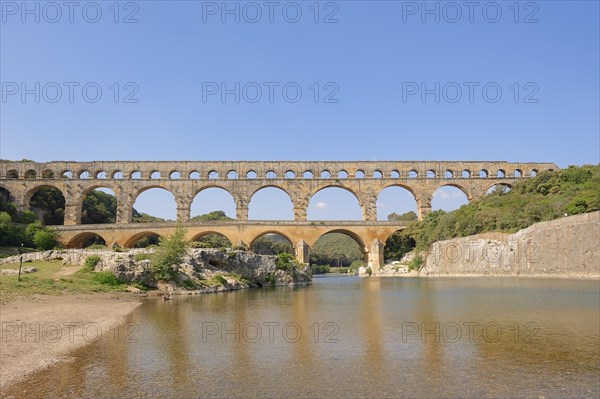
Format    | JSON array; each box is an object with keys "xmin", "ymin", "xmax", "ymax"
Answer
[
  {"xmin": 275, "ymin": 252, "xmax": 296, "ymax": 271},
  {"xmin": 150, "ymin": 224, "xmax": 187, "ymax": 281},
  {"xmin": 251, "ymin": 234, "xmax": 293, "ymax": 255},
  {"xmin": 82, "ymin": 190, "xmax": 117, "ymax": 224},
  {"xmin": 387, "ymin": 211, "xmax": 418, "ymax": 222},
  {"xmin": 190, "ymin": 210, "xmax": 232, "ymax": 222},
  {"xmin": 387, "ymin": 164, "xmax": 600, "ymax": 255},
  {"xmin": 311, "ymin": 264, "xmax": 330, "ymax": 274},
  {"xmin": 0, "ymin": 260, "xmax": 127, "ymax": 303},
  {"xmin": 210, "ymin": 274, "xmax": 228, "ymax": 286},
  {"xmin": 309, "ymin": 233, "xmax": 363, "ymax": 267},
  {"xmin": 83, "ymin": 255, "xmax": 101, "ymax": 271},
  {"xmin": 134, "ymin": 253, "xmax": 152, "ymax": 262},
  {"xmin": 408, "ymin": 255, "xmax": 423, "ymax": 271}
]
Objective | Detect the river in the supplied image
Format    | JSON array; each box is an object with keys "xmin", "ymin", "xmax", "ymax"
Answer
[{"xmin": 4, "ymin": 276, "xmax": 599, "ymax": 398}]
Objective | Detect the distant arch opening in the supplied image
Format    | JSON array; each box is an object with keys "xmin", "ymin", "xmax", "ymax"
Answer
[
  {"xmin": 42, "ymin": 170, "xmax": 55, "ymax": 178},
  {"xmin": 444, "ymin": 170, "xmax": 454, "ymax": 178},
  {"xmin": 266, "ymin": 170, "xmax": 277, "ymax": 179},
  {"xmin": 408, "ymin": 170, "xmax": 418, "ymax": 178},
  {"xmin": 150, "ymin": 171, "xmax": 161, "ymax": 179},
  {"xmin": 170, "ymin": 171, "xmax": 181, "ymax": 179},
  {"xmin": 377, "ymin": 186, "xmax": 418, "ymax": 221},
  {"xmin": 338, "ymin": 170, "xmax": 348, "ymax": 179},
  {"xmin": 249, "ymin": 187, "xmax": 293, "ymax": 220},
  {"xmin": 530, "ymin": 169, "xmax": 538, "ymax": 177},
  {"xmin": 0, "ymin": 187, "xmax": 12, "ymax": 203},
  {"xmin": 432, "ymin": 185, "xmax": 469, "ymax": 212},
  {"xmin": 303, "ymin": 171, "xmax": 313, "ymax": 179},
  {"xmin": 496, "ymin": 169, "xmax": 506, "ymax": 178},
  {"xmin": 132, "ymin": 187, "xmax": 176, "ymax": 222},
  {"xmin": 390, "ymin": 170, "xmax": 400, "ymax": 178},
  {"xmin": 355, "ymin": 170, "xmax": 365, "ymax": 179},
  {"xmin": 189, "ymin": 171, "xmax": 201, "ymax": 179},
  {"xmin": 68, "ymin": 232, "xmax": 107, "ymax": 249},
  {"xmin": 79, "ymin": 171, "xmax": 90, "ymax": 179},
  {"xmin": 247, "ymin": 170, "xmax": 257, "ymax": 179},
  {"xmin": 191, "ymin": 232, "xmax": 232, "ymax": 249},
  {"xmin": 310, "ymin": 232, "xmax": 366, "ymax": 273},
  {"xmin": 373, "ymin": 170, "xmax": 383, "ymax": 179},
  {"xmin": 131, "ymin": 171, "xmax": 142, "ymax": 179},
  {"xmin": 125, "ymin": 232, "xmax": 161, "ymax": 248},
  {"xmin": 191, "ymin": 188, "xmax": 236, "ymax": 221},
  {"xmin": 62, "ymin": 171, "xmax": 72, "ymax": 179},
  {"xmin": 462, "ymin": 170, "xmax": 471, "ymax": 178},
  {"xmin": 25, "ymin": 170, "xmax": 37, "ymax": 179},
  {"xmin": 6, "ymin": 170, "xmax": 18, "ymax": 179},
  {"xmin": 284, "ymin": 171, "xmax": 296, "ymax": 179},
  {"xmin": 96, "ymin": 171, "xmax": 107, "ymax": 179},
  {"xmin": 28, "ymin": 186, "xmax": 65, "ymax": 225},
  {"xmin": 426, "ymin": 170, "xmax": 436, "ymax": 178},
  {"xmin": 227, "ymin": 170, "xmax": 238, "ymax": 179},
  {"xmin": 112, "ymin": 171, "xmax": 123, "ymax": 179},
  {"xmin": 384, "ymin": 230, "xmax": 416, "ymax": 263},
  {"xmin": 486, "ymin": 184, "xmax": 512, "ymax": 195},
  {"xmin": 308, "ymin": 187, "xmax": 361, "ymax": 221},
  {"xmin": 81, "ymin": 188, "xmax": 117, "ymax": 224},
  {"xmin": 320, "ymin": 170, "xmax": 331, "ymax": 179},
  {"xmin": 514, "ymin": 169, "xmax": 522, "ymax": 177},
  {"xmin": 479, "ymin": 169, "xmax": 489, "ymax": 178},
  {"xmin": 251, "ymin": 233, "xmax": 293, "ymax": 255},
  {"xmin": 208, "ymin": 171, "xmax": 219, "ymax": 179}
]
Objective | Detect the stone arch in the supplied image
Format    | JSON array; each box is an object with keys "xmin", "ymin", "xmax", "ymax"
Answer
[
  {"xmin": 24, "ymin": 169, "xmax": 37, "ymax": 179},
  {"xmin": 496, "ymin": 169, "xmax": 506, "ymax": 178},
  {"xmin": 96, "ymin": 171, "xmax": 107, "ymax": 179},
  {"xmin": 303, "ymin": 170, "xmax": 314, "ymax": 179},
  {"xmin": 208, "ymin": 170, "xmax": 219, "ymax": 179},
  {"xmin": 246, "ymin": 170, "xmax": 258, "ymax": 179},
  {"xmin": 169, "ymin": 170, "xmax": 181, "ymax": 179},
  {"xmin": 0, "ymin": 185, "xmax": 12, "ymax": 203},
  {"xmin": 486, "ymin": 183, "xmax": 513, "ymax": 194},
  {"xmin": 338, "ymin": 170, "xmax": 348, "ymax": 179},
  {"xmin": 132, "ymin": 185, "xmax": 177, "ymax": 221},
  {"xmin": 42, "ymin": 169, "xmax": 55, "ymax": 178},
  {"xmin": 354, "ymin": 170, "xmax": 365, "ymax": 178},
  {"xmin": 123, "ymin": 231, "xmax": 163, "ymax": 248},
  {"xmin": 479, "ymin": 169, "xmax": 489, "ymax": 178},
  {"xmin": 26, "ymin": 184, "xmax": 66, "ymax": 225},
  {"xmin": 284, "ymin": 170, "xmax": 296, "ymax": 179},
  {"xmin": 227, "ymin": 170, "xmax": 238, "ymax": 179},
  {"xmin": 248, "ymin": 186, "xmax": 294, "ymax": 220},
  {"xmin": 189, "ymin": 231, "xmax": 235, "ymax": 247},
  {"xmin": 249, "ymin": 231, "xmax": 294, "ymax": 253},
  {"xmin": 78, "ymin": 170, "xmax": 91, "ymax": 179},
  {"xmin": 461, "ymin": 169, "xmax": 471, "ymax": 178},
  {"xmin": 6, "ymin": 169, "xmax": 18, "ymax": 179},
  {"xmin": 432, "ymin": 184, "xmax": 470, "ymax": 211},
  {"xmin": 514, "ymin": 169, "xmax": 523, "ymax": 177},
  {"xmin": 310, "ymin": 230, "xmax": 368, "ymax": 267},
  {"xmin": 79, "ymin": 186, "xmax": 118, "ymax": 224},
  {"xmin": 66, "ymin": 232, "xmax": 111, "ymax": 248},
  {"xmin": 307, "ymin": 185, "xmax": 362, "ymax": 221},
  {"xmin": 407, "ymin": 170, "xmax": 418, "ymax": 178},
  {"xmin": 191, "ymin": 186, "xmax": 236, "ymax": 219},
  {"xmin": 377, "ymin": 185, "xmax": 418, "ymax": 220},
  {"xmin": 390, "ymin": 170, "xmax": 400, "ymax": 178}
]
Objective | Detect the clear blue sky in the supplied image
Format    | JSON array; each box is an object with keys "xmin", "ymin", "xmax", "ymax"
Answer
[{"xmin": 1, "ymin": 1, "xmax": 598, "ymax": 220}]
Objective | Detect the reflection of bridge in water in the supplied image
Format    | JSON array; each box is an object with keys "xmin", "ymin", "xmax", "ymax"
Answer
[{"xmin": 0, "ymin": 160, "xmax": 557, "ymax": 271}]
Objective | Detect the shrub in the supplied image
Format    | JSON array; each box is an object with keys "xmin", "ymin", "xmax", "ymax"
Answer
[
  {"xmin": 150, "ymin": 224, "xmax": 187, "ymax": 281},
  {"xmin": 113, "ymin": 246, "xmax": 123, "ymax": 252},
  {"xmin": 275, "ymin": 252, "xmax": 295, "ymax": 271},
  {"xmin": 85, "ymin": 255, "xmax": 100, "ymax": 269},
  {"xmin": 408, "ymin": 255, "xmax": 423, "ymax": 271},
  {"xmin": 92, "ymin": 271, "xmax": 122, "ymax": 286},
  {"xmin": 33, "ymin": 229, "xmax": 59, "ymax": 250},
  {"xmin": 134, "ymin": 253, "xmax": 151, "ymax": 262},
  {"xmin": 211, "ymin": 274, "xmax": 227, "ymax": 286}
]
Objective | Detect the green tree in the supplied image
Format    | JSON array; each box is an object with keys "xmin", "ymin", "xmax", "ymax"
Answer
[
  {"xmin": 33, "ymin": 229, "xmax": 59, "ymax": 250},
  {"xmin": 150, "ymin": 224, "xmax": 188, "ymax": 280}
]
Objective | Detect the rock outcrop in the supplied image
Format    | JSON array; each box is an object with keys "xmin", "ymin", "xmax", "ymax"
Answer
[
  {"xmin": 420, "ymin": 211, "xmax": 599, "ymax": 278},
  {"xmin": 0, "ymin": 248, "xmax": 312, "ymax": 292}
]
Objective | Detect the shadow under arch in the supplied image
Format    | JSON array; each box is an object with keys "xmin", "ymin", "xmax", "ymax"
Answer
[
  {"xmin": 189, "ymin": 230, "xmax": 235, "ymax": 247},
  {"xmin": 66, "ymin": 232, "xmax": 111, "ymax": 248},
  {"xmin": 311, "ymin": 229, "xmax": 369, "ymax": 265},
  {"xmin": 24, "ymin": 183, "xmax": 65, "ymax": 204},
  {"xmin": 124, "ymin": 231, "xmax": 163, "ymax": 248},
  {"xmin": 248, "ymin": 231, "xmax": 294, "ymax": 254}
]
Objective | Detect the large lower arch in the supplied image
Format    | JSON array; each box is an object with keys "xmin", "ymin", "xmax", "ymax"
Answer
[
  {"xmin": 486, "ymin": 183, "xmax": 513, "ymax": 195},
  {"xmin": 249, "ymin": 231, "xmax": 294, "ymax": 255},
  {"xmin": 123, "ymin": 231, "xmax": 163, "ymax": 248},
  {"xmin": 307, "ymin": 186, "xmax": 362, "ymax": 221},
  {"xmin": 189, "ymin": 231, "xmax": 234, "ymax": 248},
  {"xmin": 66, "ymin": 232, "xmax": 111, "ymax": 248},
  {"xmin": 377, "ymin": 185, "xmax": 418, "ymax": 221},
  {"xmin": 248, "ymin": 187, "xmax": 294, "ymax": 220},
  {"xmin": 310, "ymin": 230, "xmax": 368, "ymax": 267}
]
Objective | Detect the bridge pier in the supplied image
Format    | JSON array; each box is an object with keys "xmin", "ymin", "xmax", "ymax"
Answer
[
  {"xmin": 368, "ymin": 239, "xmax": 385, "ymax": 273},
  {"xmin": 294, "ymin": 240, "xmax": 310, "ymax": 264}
]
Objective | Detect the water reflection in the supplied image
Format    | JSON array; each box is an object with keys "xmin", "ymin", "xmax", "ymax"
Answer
[{"xmin": 4, "ymin": 277, "xmax": 599, "ymax": 398}]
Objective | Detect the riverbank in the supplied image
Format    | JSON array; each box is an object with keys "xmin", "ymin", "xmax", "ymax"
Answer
[
  {"xmin": 419, "ymin": 211, "xmax": 600, "ymax": 278},
  {"xmin": 0, "ymin": 292, "xmax": 141, "ymax": 390}
]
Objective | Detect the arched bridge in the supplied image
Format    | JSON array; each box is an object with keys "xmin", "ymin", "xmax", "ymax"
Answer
[{"xmin": 0, "ymin": 160, "xmax": 557, "ymax": 271}]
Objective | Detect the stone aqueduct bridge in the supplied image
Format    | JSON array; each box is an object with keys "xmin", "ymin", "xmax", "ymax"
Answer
[{"xmin": 1, "ymin": 160, "xmax": 557, "ymax": 271}]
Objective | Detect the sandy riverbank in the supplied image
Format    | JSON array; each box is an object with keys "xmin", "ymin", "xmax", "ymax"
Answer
[{"xmin": 0, "ymin": 293, "xmax": 142, "ymax": 391}]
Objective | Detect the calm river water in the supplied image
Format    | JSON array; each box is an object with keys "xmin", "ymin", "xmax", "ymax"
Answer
[{"xmin": 5, "ymin": 276, "xmax": 600, "ymax": 398}]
